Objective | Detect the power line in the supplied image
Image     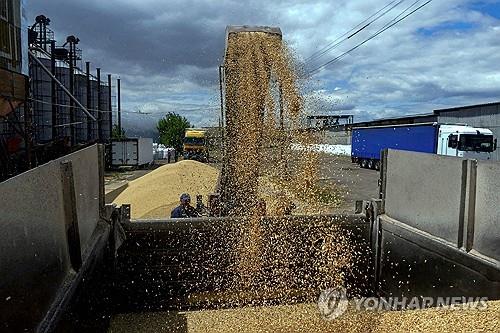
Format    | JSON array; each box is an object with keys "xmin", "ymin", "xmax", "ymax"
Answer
[
  {"xmin": 306, "ymin": 0, "xmax": 432, "ymax": 77},
  {"xmin": 29, "ymin": 97, "xmax": 219, "ymax": 115},
  {"xmin": 304, "ymin": 0, "xmax": 405, "ymax": 64},
  {"xmin": 376, "ymin": 0, "xmax": 423, "ymax": 31}
]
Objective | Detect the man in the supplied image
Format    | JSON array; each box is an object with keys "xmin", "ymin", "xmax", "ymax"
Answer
[{"xmin": 171, "ymin": 193, "xmax": 199, "ymax": 218}]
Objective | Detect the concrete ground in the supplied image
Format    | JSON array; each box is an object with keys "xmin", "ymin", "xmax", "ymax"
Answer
[
  {"xmin": 105, "ymin": 168, "xmax": 152, "ymax": 192},
  {"xmin": 317, "ymin": 154, "xmax": 380, "ymax": 213},
  {"xmin": 104, "ymin": 156, "xmax": 380, "ymax": 213}
]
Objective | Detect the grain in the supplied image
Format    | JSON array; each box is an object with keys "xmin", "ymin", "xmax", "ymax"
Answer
[
  {"xmin": 219, "ymin": 30, "xmax": 351, "ymax": 294},
  {"xmin": 109, "ymin": 300, "xmax": 500, "ymax": 333},
  {"xmin": 112, "ymin": 160, "xmax": 218, "ymax": 218}
]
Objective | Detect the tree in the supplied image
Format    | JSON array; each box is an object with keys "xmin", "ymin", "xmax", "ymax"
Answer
[
  {"xmin": 111, "ymin": 124, "xmax": 126, "ymax": 139},
  {"xmin": 157, "ymin": 112, "xmax": 192, "ymax": 154}
]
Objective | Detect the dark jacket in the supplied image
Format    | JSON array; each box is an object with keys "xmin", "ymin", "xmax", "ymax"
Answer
[{"xmin": 171, "ymin": 205, "xmax": 198, "ymax": 218}]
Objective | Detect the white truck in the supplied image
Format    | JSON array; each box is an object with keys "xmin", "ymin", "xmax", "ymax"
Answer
[{"xmin": 111, "ymin": 138, "xmax": 154, "ymax": 167}]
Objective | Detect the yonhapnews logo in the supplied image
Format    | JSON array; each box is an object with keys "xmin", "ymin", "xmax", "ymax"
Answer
[{"xmin": 317, "ymin": 287, "xmax": 349, "ymax": 320}]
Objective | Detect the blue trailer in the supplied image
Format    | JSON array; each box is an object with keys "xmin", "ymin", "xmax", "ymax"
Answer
[{"xmin": 351, "ymin": 123, "xmax": 496, "ymax": 170}]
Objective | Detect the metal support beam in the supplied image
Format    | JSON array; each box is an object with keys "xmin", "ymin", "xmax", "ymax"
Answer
[
  {"xmin": 60, "ymin": 161, "xmax": 82, "ymax": 271},
  {"xmin": 85, "ymin": 62, "xmax": 92, "ymax": 140},
  {"xmin": 50, "ymin": 40, "xmax": 57, "ymax": 141},
  {"xmin": 459, "ymin": 159, "xmax": 477, "ymax": 251},
  {"xmin": 68, "ymin": 43, "xmax": 75, "ymax": 145},
  {"xmin": 28, "ymin": 50, "xmax": 96, "ymax": 121},
  {"xmin": 96, "ymin": 68, "xmax": 102, "ymax": 141},
  {"xmin": 117, "ymin": 78, "xmax": 121, "ymax": 134},
  {"xmin": 108, "ymin": 74, "xmax": 112, "ymax": 137}
]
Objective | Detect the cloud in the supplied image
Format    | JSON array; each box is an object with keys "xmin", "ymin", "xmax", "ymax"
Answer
[{"xmin": 27, "ymin": 0, "xmax": 500, "ymax": 128}]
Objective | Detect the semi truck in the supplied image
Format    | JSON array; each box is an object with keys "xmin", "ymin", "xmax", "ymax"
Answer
[
  {"xmin": 351, "ymin": 123, "xmax": 497, "ymax": 170},
  {"xmin": 183, "ymin": 129, "xmax": 209, "ymax": 162}
]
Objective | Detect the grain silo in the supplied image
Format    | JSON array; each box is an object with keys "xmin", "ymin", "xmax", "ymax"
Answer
[
  {"xmin": 74, "ymin": 68, "xmax": 88, "ymax": 143},
  {"xmin": 30, "ymin": 49, "xmax": 53, "ymax": 143}
]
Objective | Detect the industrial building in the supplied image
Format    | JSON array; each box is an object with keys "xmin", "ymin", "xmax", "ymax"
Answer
[
  {"xmin": 0, "ymin": 5, "xmax": 122, "ymax": 180},
  {"xmin": 325, "ymin": 102, "xmax": 500, "ymax": 161}
]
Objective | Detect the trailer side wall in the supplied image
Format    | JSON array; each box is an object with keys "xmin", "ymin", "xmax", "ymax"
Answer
[{"xmin": 352, "ymin": 124, "xmax": 438, "ymax": 160}]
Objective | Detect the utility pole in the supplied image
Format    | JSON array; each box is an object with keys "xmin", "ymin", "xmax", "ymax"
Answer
[{"xmin": 117, "ymin": 78, "xmax": 121, "ymax": 136}]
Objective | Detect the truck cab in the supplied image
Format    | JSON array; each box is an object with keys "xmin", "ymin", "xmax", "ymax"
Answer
[
  {"xmin": 438, "ymin": 125, "xmax": 497, "ymax": 160},
  {"xmin": 183, "ymin": 129, "xmax": 209, "ymax": 162}
]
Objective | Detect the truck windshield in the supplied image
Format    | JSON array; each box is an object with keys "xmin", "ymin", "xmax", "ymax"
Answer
[
  {"xmin": 184, "ymin": 137, "xmax": 205, "ymax": 145},
  {"xmin": 458, "ymin": 134, "xmax": 494, "ymax": 152}
]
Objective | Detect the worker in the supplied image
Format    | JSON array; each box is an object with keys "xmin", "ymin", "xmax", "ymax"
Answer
[{"xmin": 171, "ymin": 193, "xmax": 199, "ymax": 218}]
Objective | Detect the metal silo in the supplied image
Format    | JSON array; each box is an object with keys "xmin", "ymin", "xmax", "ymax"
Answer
[
  {"xmin": 74, "ymin": 68, "xmax": 88, "ymax": 143},
  {"xmin": 30, "ymin": 50, "xmax": 53, "ymax": 143},
  {"xmin": 55, "ymin": 60, "xmax": 71, "ymax": 142},
  {"xmin": 89, "ymin": 75, "xmax": 99, "ymax": 141},
  {"xmin": 99, "ymin": 82, "xmax": 111, "ymax": 141}
]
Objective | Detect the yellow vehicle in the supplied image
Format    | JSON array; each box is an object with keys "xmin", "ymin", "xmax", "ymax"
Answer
[{"xmin": 183, "ymin": 129, "xmax": 209, "ymax": 162}]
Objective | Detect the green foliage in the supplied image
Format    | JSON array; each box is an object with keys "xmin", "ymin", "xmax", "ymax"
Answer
[
  {"xmin": 111, "ymin": 124, "xmax": 126, "ymax": 139},
  {"xmin": 157, "ymin": 112, "xmax": 192, "ymax": 153}
]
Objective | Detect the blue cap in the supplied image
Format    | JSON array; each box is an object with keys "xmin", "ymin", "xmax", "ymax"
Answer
[{"xmin": 180, "ymin": 193, "xmax": 191, "ymax": 202}]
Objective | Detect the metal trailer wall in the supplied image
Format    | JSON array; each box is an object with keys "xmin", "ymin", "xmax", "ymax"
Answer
[
  {"xmin": 31, "ymin": 56, "xmax": 53, "ymax": 143},
  {"xmin": 436, "ymin": 103, "xmax": 500, "ymax": 161},
  {"xmin": 374, "ymin": 149, "xmax": 500, "ymax": 299},
  {"xmin": 0, "ymin": 144, "xmax": 105, "ymax": 332},
  {"xmin": 116, "ymin": 214, "xmax": 372, "ymax": 311},
  {"xmin": 352, "ymin": 124, "xmax": 438, "ymax": 160}
]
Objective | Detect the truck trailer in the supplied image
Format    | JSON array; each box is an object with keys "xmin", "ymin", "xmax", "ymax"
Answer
[
  {"xmin": 351, "ymin": 123, "xmax": 497, "ymax": 170},
  {"xmin": 111, "ymin": 137, "xmax": 154, "ymax": 167}
]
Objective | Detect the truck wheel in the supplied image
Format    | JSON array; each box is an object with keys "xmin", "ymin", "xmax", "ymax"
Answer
[
  {"xmin": 375, "ymin": 160, "xmax": 381, "ymax": 171},
  {"xmin": 360, "ymin": 159, "xmax": 368, "ymax": 168},
  {"xmin": 368, "ymin": 159, "xmax": 374, "ymax": 169}
]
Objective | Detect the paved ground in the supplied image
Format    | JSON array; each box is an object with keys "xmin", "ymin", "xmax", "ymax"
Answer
[
  {"xmin": 104, "ymin": 160, "xmax": 176, "ymax": 194},
  {"xmin": 317, "ymin": 154, "xmax": 380, "ymax": 213},
  {"xmin": 105, "ymin": 155, "xmax": 379, "ymax": 213}
]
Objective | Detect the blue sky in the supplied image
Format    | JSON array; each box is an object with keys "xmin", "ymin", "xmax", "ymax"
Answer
[{"xmin": 28, "ymin": 0, "xmax": 500, "ymax": 134}]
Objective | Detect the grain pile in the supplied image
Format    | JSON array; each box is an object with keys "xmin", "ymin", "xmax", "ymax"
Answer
[
  {"xmin": 113, "ymin": 160, "xmax": 218, "ymax": 219},
  {"xmin": 109, "ymin": 300, "xmax": 500, "ymax": 333}
]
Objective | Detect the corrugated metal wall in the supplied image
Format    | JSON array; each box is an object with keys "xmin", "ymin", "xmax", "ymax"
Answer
[{"xmin": 436, "ymin": 103, "xmax": 500, "ymax": 161}]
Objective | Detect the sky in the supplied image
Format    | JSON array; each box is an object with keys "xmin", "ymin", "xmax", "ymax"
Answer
[{"xmin": 27, "ymin": 0, "xmax": 500, "ymax": 136}]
